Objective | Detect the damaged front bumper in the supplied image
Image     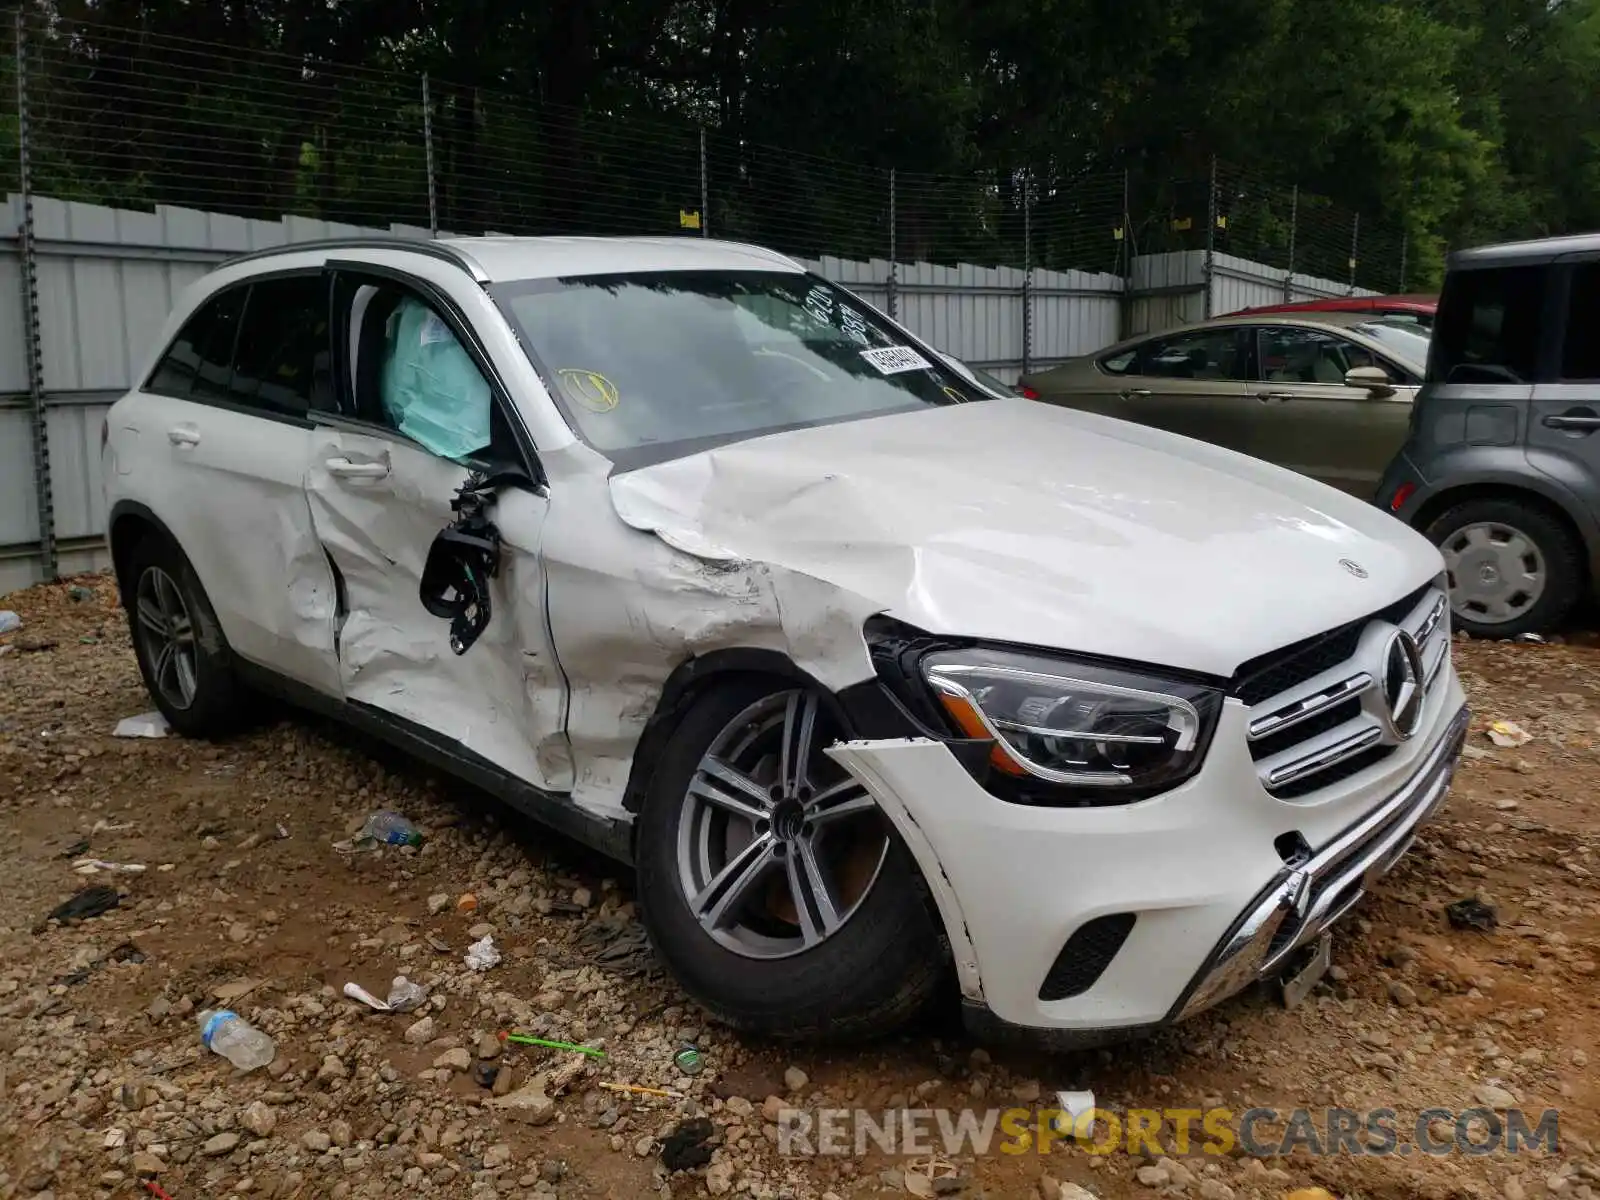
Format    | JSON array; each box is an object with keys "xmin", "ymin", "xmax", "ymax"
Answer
[
  {"xmin": 828, "ymin": 669, "xmax": 1469, "ymax": 1047},
  {"xmin": 1170, "ymin": 702, "xmax": 1468, "ymax": 1023}
]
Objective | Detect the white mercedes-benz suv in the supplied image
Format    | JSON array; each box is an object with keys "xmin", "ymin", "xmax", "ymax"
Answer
[{"xmin": 101, "ymin": 235, "xmax": 1469, "ymax": 1044}]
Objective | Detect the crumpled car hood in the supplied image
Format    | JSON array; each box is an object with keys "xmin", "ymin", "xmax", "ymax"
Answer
[{"xmin": 607, "ymin": 398, "xmax": 1443, "ymax": 678}]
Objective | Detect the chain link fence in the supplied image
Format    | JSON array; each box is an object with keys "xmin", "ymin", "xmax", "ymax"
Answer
[
  {"xmin": 2, "ymin": 12, "xmax": 1413, "ymax": 291},
  {"xmin": 1126, "ymin": 161, "xmax": 1413, "ymax": 297}
]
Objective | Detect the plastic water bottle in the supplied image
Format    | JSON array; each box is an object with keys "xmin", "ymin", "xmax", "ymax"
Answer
[
  {"xmin": 357, "ymin": 811, "xmax": 423, "ymax": 847},
  {"xmin": 198, "ymin": 1009, "xmax": 275, "ymax": 1072}
]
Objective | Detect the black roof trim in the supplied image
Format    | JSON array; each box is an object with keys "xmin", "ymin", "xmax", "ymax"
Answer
[{"xmin": 219, "ymin": 237, "xmax": 488, "ymax": 282}]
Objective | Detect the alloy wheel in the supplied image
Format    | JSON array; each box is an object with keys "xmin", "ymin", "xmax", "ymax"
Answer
[
  {"xmin": 675, "ymin": 690, "xmax": 889, "ymax": 959},
  {"xmin": 134, "ymin": 565, "xmax": 199, "ymax": 710}
]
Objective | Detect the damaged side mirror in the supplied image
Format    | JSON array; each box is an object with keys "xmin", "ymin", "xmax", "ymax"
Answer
[{"xmin": 419, "ymin": 466, "xmax": 531, "ymax": 655}]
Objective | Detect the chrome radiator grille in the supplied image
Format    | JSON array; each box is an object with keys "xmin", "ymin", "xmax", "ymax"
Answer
[{"xmin": 1235, "ymin": 581, "xmax": 1451, "ymax": 799}]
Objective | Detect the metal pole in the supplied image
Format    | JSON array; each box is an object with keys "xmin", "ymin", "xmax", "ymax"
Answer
[
  {"xmin": 699, "ymin": 127, "xmax": 709, "ymax": 238},
  {"xmin": 1349, "ymin": 212, "xmax": 1360, "ymax": 293},
  {"xmin": 887, "ymin": 168, "xmax": 898, "ymax": 320},
  {"xmin": 1121, "ymin": 168, "xmax": 1131, "ymax": 280},
  {"xmin": 1283, "ymin": 184, "xmax": 1298, "ymax": 302},
  {"xmin": 1399, "ymin": 232, "xmax": 1408, "ymax": 293},
  {"xmin": 422, "ymin": 73, "xmax": 438, "ymax": 235},
  {"xmin": 1203, "ymin": 156, "xmax": 1217, "ymax": 319},
  {"xmin": 1022, "ymin": 171, "xmax": 1033, "ymax": 376},
  {"xmin": 15, "ymin": 11, "xmax": 55, "ymax": 581}
]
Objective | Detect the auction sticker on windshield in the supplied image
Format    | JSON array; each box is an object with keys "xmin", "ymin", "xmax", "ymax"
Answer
[{"xmin": 860, "ymin": 346, "xmax": 933, "ymax": 374}]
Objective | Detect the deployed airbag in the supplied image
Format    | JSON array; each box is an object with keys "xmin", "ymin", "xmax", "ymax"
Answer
[{"xmin": 380, "ymin": 298, "xmax": 492, "ymax": 461}]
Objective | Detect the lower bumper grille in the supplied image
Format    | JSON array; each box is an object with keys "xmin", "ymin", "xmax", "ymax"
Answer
[{"xmin": 1038, "ymin": 913, "xmax": 1137, "ymax": 1001}]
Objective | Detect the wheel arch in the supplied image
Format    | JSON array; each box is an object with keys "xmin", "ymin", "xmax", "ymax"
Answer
[
  {"xmin": 619, "ymin": 648, "xmax": 848, "ymax": 820},
  {"xmin": 1412, "ymin": 482, "xmax": 1593, "ymax": 593},
  {"xmin": 107, "ymin": 500, "xmax": 183, "ymax": 602}
]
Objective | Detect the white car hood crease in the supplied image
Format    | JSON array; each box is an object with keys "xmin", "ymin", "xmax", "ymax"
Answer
[{"xmin": 607, "ymin": 398, "xmax": 1443, "ymax": 679}]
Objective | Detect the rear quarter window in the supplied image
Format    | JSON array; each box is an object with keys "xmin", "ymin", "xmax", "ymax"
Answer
[
  {"xmin": 148, "ymin": 288, "xmax": 246, "ymax": 398},
  {"xmin": 1430, "ymin": 266, "xmax": 1544, "ymax": 385}
]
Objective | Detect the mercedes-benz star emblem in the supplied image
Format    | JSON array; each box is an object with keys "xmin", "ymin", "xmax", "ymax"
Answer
[
  {"xmin": 1339, "ymin": 558, "xmax": 1369, "ymax": 579},
  {"xmin": 1382, "ymin": 629, "xmax": 1426, "ymax": 739}
]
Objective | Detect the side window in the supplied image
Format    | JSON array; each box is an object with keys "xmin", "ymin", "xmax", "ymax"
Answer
[
  {"xmin": 1431, "ymin": 266, "xmax": 1544, "ymax": 384},
  {"xmin": 1136, "ymin": 329, "xmax": 1244, "ymax": 381},
  {"xmin": 147, "ymin": 288, "xmax": 245, "ymax": 398},
  {"xmin": 1098, "ymin": 347, "xmax": 1139, "ymax": 375},
  {"xmin": 345, "ymin": 280, "xmax": 497, "ymax": 463},
  {"xmin": 1257, "ymin": 327, "xmax": 1373, "ymax": 385},
  {"xmin": 1560, "ymin": 262, "xmax": 1600, "ymax": 381},
  {"xmin": 230, "ymin": 276, "xmax": 333, "ymax": 416}
]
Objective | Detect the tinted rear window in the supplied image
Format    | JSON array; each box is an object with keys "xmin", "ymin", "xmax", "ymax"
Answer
[
  {"xmin": 230, "ymin": 276, "xmax": 332, "ymax": 416},
  {"xmin": 1561, "ymin": 263, "xmax": 1600, "ymax": 381},
  {"xmin": 1430, "ymin": 266, "xmax": 1544, "ymax": 385},
  {"xmin": 148, "ymin": 287, "xmax": 245, "ymax": 399}
]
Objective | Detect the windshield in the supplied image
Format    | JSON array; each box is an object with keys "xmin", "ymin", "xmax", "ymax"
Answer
[
  {"xmin": 491, "ymin": 270, "xmax": 982, "ymax": 468},
  {"xmin": 1350, "ymin": 320, "xmax": 1430, "ymax": 370}
]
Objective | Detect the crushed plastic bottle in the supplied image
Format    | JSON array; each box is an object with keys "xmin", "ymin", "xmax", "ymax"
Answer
[
  {"xmin": 0, "ymin": 611, "xmax": 20, "ymax": 635},
  {"xmin": 464, "ymin": 934, "xmax": 501, "ymax": 972},
  {"xmin": 356, "ymin": 811, "xmax": 423, "ymax": 847},
  {"xmin": 387, "ymin": 975, "xmax": 428, "ymax": 1013},
  {"xmin": 198, "ymin": 1008, "xmax": 276, "ymax": 1072}
]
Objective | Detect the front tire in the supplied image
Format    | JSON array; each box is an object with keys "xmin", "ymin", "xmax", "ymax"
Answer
[
  {"xmin": 1425, "ymin": 498, "xmax": 1584, "ymax": 639},
  {"xmin": 635, "ymin": 677, "xmax": 946, "ymax": 1041},
  {"xmin": 124, "ymin": 535, "xmax": 249, "ymax": 737}
]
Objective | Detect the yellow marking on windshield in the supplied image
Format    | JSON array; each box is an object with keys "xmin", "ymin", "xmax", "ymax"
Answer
[{"xmin": 557, "ymin": 369, "xmax": 620, "ymax": 413}]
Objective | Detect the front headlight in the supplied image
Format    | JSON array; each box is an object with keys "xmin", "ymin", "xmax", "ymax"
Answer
[{"xmin": 921, "ymin": 647, "xmax": 1223, "ymax": 799}]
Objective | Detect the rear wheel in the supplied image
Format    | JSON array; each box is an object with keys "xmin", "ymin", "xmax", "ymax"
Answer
[
  {"xmin": 124, "ymin": 534, "xmax": 249, "ymax": 737},
  {"xmin": 1425, "ymin": 498, "xmax": 1584, "ymax": 639},
  {"xmin": 635, "ymin": 677, "xmax": 945, "ymax": 1041}
]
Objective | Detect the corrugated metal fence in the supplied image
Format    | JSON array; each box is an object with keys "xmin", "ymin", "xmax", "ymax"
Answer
[
  {"xmin": 1126, "ymin": 250, "xmax": 1375, "ymax": 336},
  {"xmin": 1, "ymin": 194, "xmax": 1362, "ymax": 596}
]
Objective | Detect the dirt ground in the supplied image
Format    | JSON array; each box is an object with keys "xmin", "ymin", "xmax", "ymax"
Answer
[{"xmin": 1, "ymin": 575, "xmax": 1597, "ymax": 1200}]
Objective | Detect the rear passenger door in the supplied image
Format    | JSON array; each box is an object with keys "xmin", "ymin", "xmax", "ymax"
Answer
[
  {"xmin": 128, "ymin": 274, "xmax": 343, "ymax": 695},
  {"xmin": 1094, "ymin": 328, "xmax": 1254, "ymax": 451},
  {"xmin": 1528, "ymin": 257, "xmax": 1600, "ymax": 511},
  {"xmin": 303, "ymin": 264, "xmax": 571, "ymax": 794},
  {"xmin": 1245, "ymin": 324, "xmax": 1415, "ymax": 497}
]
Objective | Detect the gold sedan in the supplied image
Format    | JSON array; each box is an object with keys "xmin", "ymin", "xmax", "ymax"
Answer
[{"xmin": 1018, "ymin": 312, "xmax": 1430, "ymax": 499}]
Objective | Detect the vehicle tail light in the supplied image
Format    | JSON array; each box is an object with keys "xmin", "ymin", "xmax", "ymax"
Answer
[
  {"xmin": 1390, "ymin": 481, "xmax": 1416, "ymax": 512},
  {"xmin": 1017, "ymin": 384, "xmax": 1041, "ymax": 400}
]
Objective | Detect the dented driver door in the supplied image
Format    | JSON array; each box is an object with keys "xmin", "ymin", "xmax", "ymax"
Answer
[{"xmin": 303, "ymin": 266, "xmax": 573, "ymax": 794}]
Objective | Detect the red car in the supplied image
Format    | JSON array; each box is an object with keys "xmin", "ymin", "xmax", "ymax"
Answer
[{"xmin": 1232, "ymin": 293, "xmax": 1436, "ymax": 328}]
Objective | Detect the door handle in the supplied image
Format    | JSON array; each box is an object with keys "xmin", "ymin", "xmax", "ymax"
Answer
[
  {"xmin": 1543, "ymin": 413, "xmax": 1600, "ymax": 431},
  {"xmin": 1258, "ymin": 392, "xmax": 1295, "ymax": 403},
  {"xmin": 1118, "ymin": 388, "xmax": 1153, "ymax": 399},
  {"xmin": 167, "ymin": 424, "xmax": 200, "ymax": 447},
  {"xmin": 324, "ymin": 456, "xmax": 390, "ymax": 480}
]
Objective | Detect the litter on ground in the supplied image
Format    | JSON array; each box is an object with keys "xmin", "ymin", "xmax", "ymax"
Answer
[
  {"xmin": 1485, "ymin": 719, "xmax": 1532, "ymax": 747},
  {"xmin": 113, "ymin": 711, "xmax": 170, "ymax": 739}
]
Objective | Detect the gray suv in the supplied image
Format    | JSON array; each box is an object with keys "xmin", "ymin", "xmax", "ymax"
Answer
[{"xmin": 1378, "ymin": 233, "xmax": 1600, "ymax": 638}]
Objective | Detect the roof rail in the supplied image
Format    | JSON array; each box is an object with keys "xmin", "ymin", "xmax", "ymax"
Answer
[{"xmin": 220, "ymin": 237, "xmax": 488, "ymax": 282}]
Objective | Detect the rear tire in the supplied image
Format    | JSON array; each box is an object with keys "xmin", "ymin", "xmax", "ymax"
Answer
[
  {"xmin": 635, "ymin": 676, "xmax": 946, "ymax": 1041},
  {"xmin": 1424, "ymin": 498, "xmax": 1584, "ymax": 639},
  {"xmin": 124, "ymin": 534, "xmax": 249, "ymax": 737}
]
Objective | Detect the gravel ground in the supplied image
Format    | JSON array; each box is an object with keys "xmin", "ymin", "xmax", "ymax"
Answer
[{"xmin": 1, "ymin": 575, "xmax": 1597, "ymax": 1200}]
